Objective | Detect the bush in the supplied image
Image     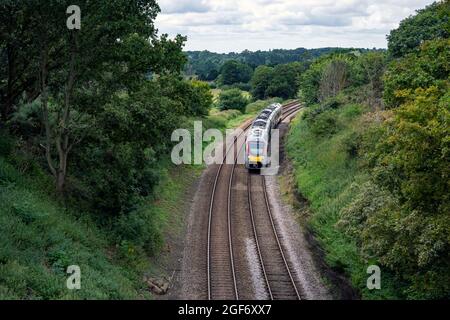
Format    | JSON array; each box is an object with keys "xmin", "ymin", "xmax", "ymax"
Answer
[
  {"xmin": 0, "ymin": 160, "xmax": 147, "ymax": 299},
  {"xmin": 115, "ymin": 208, "xmax": 164, "ymax": 256},
  {"xmin": 217, "ymin": 88, "xmax": 249, "ymax": 112},
  {"xmin": 309, "ymin": 112, "xmax": 339, "ymax": 137},
  {"xmin": 342, "ymin": 131, "xmax": 362, "ymax": 159},
  {"xmin": 302, "ymin": 97, "xmax": 342, "ymax": 122}
]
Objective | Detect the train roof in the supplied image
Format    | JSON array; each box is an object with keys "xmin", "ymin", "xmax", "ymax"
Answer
[
  {"xmin": 257, "ymin": 113, "xmax": 271, "ymax": 121},
  {"xmin": 247, "ymin": 127, "xmax": 269, "ymax": 141},
  {"xmin": 267, "ymin": 103, "xmax": 282, "ymax": 110},
  {"xmin": 252, "ymin": 119, "xmax": 268, "ymax": 128}
]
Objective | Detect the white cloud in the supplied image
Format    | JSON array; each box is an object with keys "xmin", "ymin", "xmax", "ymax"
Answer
[
  {"xmin": 155, "ymin": 0, "xmax": 436, "ymax": 52},
  {"xmin": 157, "ymin": 0, "xmax": 211, "ymax": 13}
]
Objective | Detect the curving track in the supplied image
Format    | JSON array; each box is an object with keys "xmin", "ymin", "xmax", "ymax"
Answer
[{"xmin": 207, "ymin": 101, "xmax": 302, "ymax": 300}]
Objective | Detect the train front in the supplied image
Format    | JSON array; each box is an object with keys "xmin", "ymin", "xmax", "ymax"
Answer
[{"xmin": 245, "ymin": 130, "xmax": 269, "ymax": 169}]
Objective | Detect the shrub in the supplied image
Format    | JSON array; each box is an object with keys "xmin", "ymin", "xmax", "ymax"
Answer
[
  {"xmin": 342, "ymin": 131, "xmax": 362, "ymax": 159},
  {"xmin": 217, "ymin": 89, "xmax": 249, "ymax": 112},
  {"xmin": 309, "ymin": 112, "xmax": 339, "ymax": 137},
  {"xmin": 115, "ymin": 208, "xmax": 164, "ymax": 256}
]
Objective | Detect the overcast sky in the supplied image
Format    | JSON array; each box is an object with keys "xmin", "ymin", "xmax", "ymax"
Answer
[{"xmin": 155, "ymin": 0, "xmax": 436, "ymax": 53}]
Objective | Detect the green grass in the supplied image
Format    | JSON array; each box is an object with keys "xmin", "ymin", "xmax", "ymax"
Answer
[
  {"xmin": 286, "ymin": 103, "xmax": 401, "ymax": 299},
  {"xmin": 0, "ymin": 139, "xmax": 206, "ymax": 300},
  {"xmin": 0, "ymin": 156, "xmax": 149, "ymax": 299}
]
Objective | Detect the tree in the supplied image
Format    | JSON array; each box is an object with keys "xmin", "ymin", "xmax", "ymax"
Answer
[
  {"xmin": 359, "ymin": 87, "xmax": 450, "ymax": 298},
  {"xmin": 189, "ymin": 80, "xmax": 213, "ymax": 116},
  {"xmin": 384, "ymin": 39, "xmax": 450, "ymax": 108},
  {"xmin": 218, "ymin": 89, "xmax": 248, "ymax": 112},
  {"xmin": 0, "ymin": 2, "xmax": 43, "ymax": 122},
  {"xmin": 160, "ymin": 76, "xmax": 212, "ymax": 117},
  {"xmin": 299, "ymin": 59, "xmax": 326, "ymax": 106},
  {"xmin": 387, "ymin": 1, "xmax": 449, "ymax": 58},
  {"xmin": 220, "ymin": 60, "xmax": 253, "ymax": 85},
  {"xmin": 73, "ymin": 79, "xmax": 185, "ymax": 213},
  {"xmin": 2, "ymin": 1, "xmax": 186, "ymax": 194},
  {"xmin": 357, "ymin": 52, "xmax": 387, "ymax": 108},
  {"xmin": 266, "ymin": 63, "xmax": 305, "ymax": 99},
  {"xmin": 250, "ymin": 65, "xmax": 274, "ymax": 100},
  {"xmin": 319, "ymin": 57, "xmax": 350, "ymax": 102}
]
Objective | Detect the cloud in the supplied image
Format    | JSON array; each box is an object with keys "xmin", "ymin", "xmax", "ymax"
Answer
[
  {"xmin": 158, "ymin": 0, "xmax": 211, "ymax": 14},
  {"xmin": 155, "ymin": 0, "xmax": 436, "ymax": 52}
]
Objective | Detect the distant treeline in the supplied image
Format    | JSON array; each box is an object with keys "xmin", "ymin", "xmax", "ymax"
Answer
[{"xmin": 185, "ymin": 47, "xmax": 383, "ymax": 81}]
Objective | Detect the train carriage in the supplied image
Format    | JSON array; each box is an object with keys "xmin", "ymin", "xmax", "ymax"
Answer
[{"xmin": 245, "ymin": 103, "xmax": 282, "ymax": 170}]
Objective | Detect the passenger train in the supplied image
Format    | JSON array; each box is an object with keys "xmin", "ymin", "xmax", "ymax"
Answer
[{"xmin": 245, "ymin": 103, "xmax": 282, "ymax": 170}]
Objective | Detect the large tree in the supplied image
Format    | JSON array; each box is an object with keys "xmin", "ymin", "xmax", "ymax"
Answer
[
  {"xmin": 387, "ymin": 1, "xmax": 449, "ymax": 58},
  {"xmin": 2, "ymin": 0, "xmax": 187, "ymax": 193},
  {"xmin": 220, "ymin": 60, "xmax": 253, "ymax": 85},
  {"xmin": 250, "ymin": 65, "xmax": 274, "ymax": 100}
]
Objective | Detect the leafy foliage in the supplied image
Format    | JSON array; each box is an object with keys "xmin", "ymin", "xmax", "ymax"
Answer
[
  {"xmin": 219, "ymin": 60, "xmax": 253, "ymax": 85},
  {"xmin": 250, "ymin": 63, "xmax": 305, "ymax": 100},
  {"xmin": 217, "ymin": 89, "xmax": 249, "ymax": 112},
  {"xmin": 291, "ymin": 3, "xmax": 449, "ymax": 298},
  {"xmin": 0, "ymin": 0, "xmax": 217, "ymax": 298},
  {"xmin": 357, "ymin": 88, "xmax": 450, "ymax": 298},
  {"xmin": 384, "ymin": 39, "xmax": 450, "ymax": 108},
  {"xmin": 250, "ymin": 65, "xmax": 274, "ymax": 100},
  {"xmin": 185, "ymin": 47, "xmax": 370, "ymax": 81},
  {"xmin": 387, "ymin": 1, "xmax": 449, "ymax": 58},
  {"xmin": 0, "ymin": 153, "xmax": 149, "ymax": 299}
]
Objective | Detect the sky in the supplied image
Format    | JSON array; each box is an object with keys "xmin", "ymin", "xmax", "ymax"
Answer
[{"xmin": 155, "ymin": 0, "xmax": 436, "ymax": 53}]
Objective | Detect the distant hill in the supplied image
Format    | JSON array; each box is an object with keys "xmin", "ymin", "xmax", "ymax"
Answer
[{"xmin": 184, "ymin": 47, "xmax": 381, "ymax": 81}]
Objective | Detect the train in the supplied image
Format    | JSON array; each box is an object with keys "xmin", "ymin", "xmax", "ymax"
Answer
[{"xmin": 245, "ymin": 103, "xmax": 282, "ymax": 170}]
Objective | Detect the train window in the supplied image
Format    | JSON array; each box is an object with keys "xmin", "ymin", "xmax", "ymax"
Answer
[
  {"xmin": 248, "ymin": 141, "xmax": 265, "ymax": 156},
  {"xmin": 253, "ymin": 120, "xmax": 267, "ymax": 128}
]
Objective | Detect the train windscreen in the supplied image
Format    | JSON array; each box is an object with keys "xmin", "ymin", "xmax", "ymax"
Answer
[
  {"xmin": 253, "ymin": 120, "xmax": 267, "ymax": 128},
  {"xmin": 248, "ymin": 141, "xmax": 265, "ymax": 156}
]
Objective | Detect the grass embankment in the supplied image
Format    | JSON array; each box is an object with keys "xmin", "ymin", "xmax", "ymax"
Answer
[
  {"xmin": 286, "ymin": 100, "xmax": 400, "ymax": 299},
  {"xmin": 0, "ymin": 153, "xmax": 148, "ymax": 299}
]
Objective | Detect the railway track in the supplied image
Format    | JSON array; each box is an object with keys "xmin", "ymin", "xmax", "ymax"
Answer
[
  {"xmin": 248, "ymin": 174, "xmax": 301, "ymax": 300},
  {"xmin": 207, "ymin": 101, "xmax": 302, "ymax": 300}
]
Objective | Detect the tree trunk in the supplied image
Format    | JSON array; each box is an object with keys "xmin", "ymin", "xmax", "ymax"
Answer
[{"xmin": 54, "ymin": 32, "xmax": 78, "ymax": 194}]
